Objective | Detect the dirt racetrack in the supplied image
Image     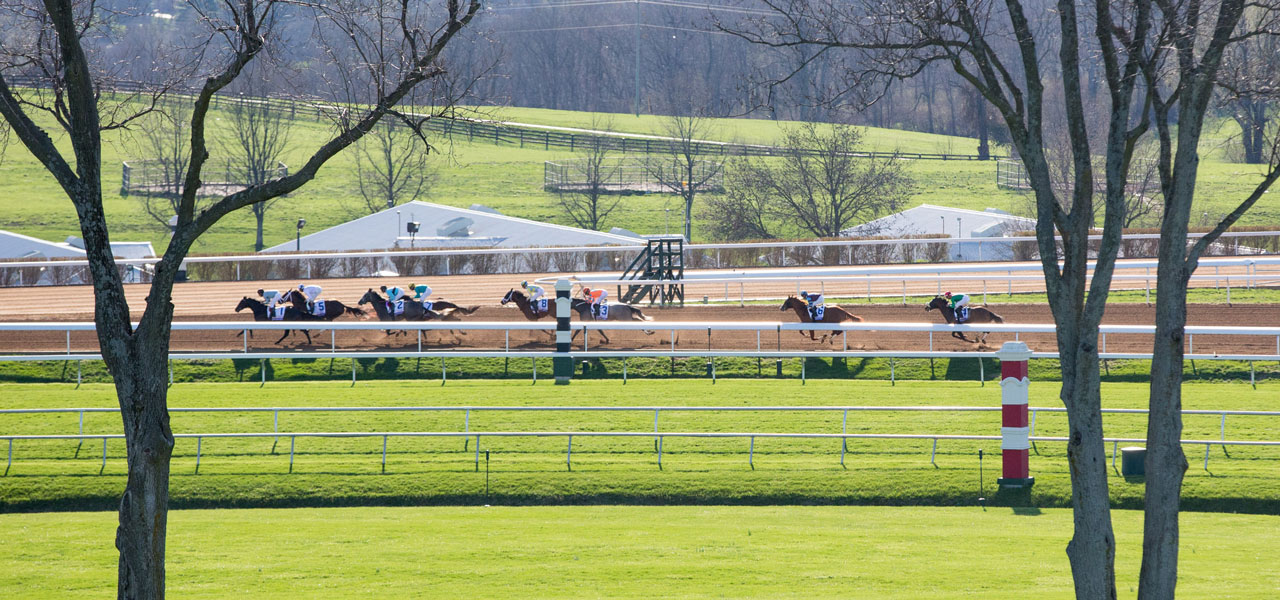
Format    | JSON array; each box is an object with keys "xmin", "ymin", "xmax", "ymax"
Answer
[{"xmin": 2, "ymin": 292, "xmax": 1277, "ymax": 356}]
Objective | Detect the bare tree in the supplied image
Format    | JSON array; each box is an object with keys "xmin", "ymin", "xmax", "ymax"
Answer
[
  {"xmin": 0, "ymin": 1, "xmax": 481, "ymax": 597},
  {"xmin": 723, "ymin": 2, "xmax": 1153, "ymax": 597},
  {"xmin": 351, "ymin": 117, "xmax": 436, "ymax": 214},
  {"xmin": 132, "ymin": 99, "xmax": 194, "ymax": 230},
  {"xmin": 221, "ymin": 77, "xmax": 293, "ymax": 251},
  {"xmin": 556, "ymin": 118, "xmax": 623, "ymax": 230},
  {"xmin": 725, "ymin": 2, "xmax": 1280, "ymax": 598},
  {"xmin": 643, "ymin": 115, "xmax": 725, "ymax": 242},
  {"xmin": 702, "ymin": 158, "xmax": 778, "ymax": 240},
  {"xmin": 1134, "ymin": 4, "xmax": 1280, "ymax": 597},
  {"xmin": 707, "ymin": 124, "xmax": 911, "ymax": 239},
  {"xmin": 1216, "ymin": 10, "xmax": 1280, "ymax": 165},
  {"xmin": 769, "ymin": 123, "xmax": 909, "ymax": 238}
]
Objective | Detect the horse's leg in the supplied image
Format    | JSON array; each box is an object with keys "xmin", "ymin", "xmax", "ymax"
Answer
[
  {"xmin": 275, "ymin": 330, "xmax": 290, "ymax": 344},
  {"xmin": 303, "ymin": 330, "xmax": 313, "ymax": 344}
]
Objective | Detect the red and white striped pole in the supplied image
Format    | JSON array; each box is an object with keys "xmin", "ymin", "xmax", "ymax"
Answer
[{"xmin": 997, "ymin": 341, "xmax": 1034, "ymax": 488}]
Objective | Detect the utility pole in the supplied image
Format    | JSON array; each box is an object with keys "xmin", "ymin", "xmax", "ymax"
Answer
[{"xmin": 633, "ymin": 0, "xmax": 641, "ymax": 117}]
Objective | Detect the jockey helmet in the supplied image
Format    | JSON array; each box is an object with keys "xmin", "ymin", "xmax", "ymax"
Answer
[
  {"xmin": 298, "ymin": 284, "xmax": 305, "ymax": 290},
  {"xmin": 257, "ymin": 289, "xmax": 265, "ymax": 296},
  {"xmin": 944, "ymin": 291, "xmax": 953, "ymax": 298},
  {"xmin": 380, "ymin": 285, "xmax": 388, "ymax": 292},
  {"xmin": 521, "ymin": 281, "xmax": 528, "ymax": 288},
  {"xmin": 582, "ymin": 287, "xmax": 592, "ymax": 295},
  {"xmin": 800, "ymin": 291, "xmax": 808, "ymax": 298}
]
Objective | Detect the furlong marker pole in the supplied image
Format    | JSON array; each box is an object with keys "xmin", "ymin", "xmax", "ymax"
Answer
[
  {"xmin": 554, "ymin": 279, "xmax": 572, "ymax": 385},
  {"xmin": 996, "ymin": 341, "xmax": 1034, "ymax": 489}
]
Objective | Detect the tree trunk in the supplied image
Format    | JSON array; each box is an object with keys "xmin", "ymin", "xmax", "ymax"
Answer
[
  {"xmin": 1056, "ymin": 318, "xmax": 1119, "ymax": 600},
  {"xmin": 254, "ymin": 208, "xmax": 265, "ymax": 252},
  {"xmin": 975, "ymin": 92, "xmax": 990, "ymax": 160},
  {"xmin": 114, "ymin": 339, "xmax": 175, "ymax": 600},
  {"xmin": 1138, "ymin": 171, "xmax": 1195, "ymax": 600}
]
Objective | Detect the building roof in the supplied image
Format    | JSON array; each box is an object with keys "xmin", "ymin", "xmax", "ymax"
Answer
[
  {"xmin": 842, "ymin": 204, "xmax": 1035, "ymax": 239},
  {"xmin": 262, "ymin": 201, "xmax": 644, "ymax": 253},
  {"xmin": 0, "ymin": 230, "xmax": 157, "ymax": 261},
  {"xmin": 0, "ymin": 230, "xmax": 88, "ymax": 259}
]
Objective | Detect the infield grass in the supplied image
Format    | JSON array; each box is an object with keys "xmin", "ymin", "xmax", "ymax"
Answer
[
  {"xmin": 2, "ymin": 505, "xmax": 1278, "ymax": 598},
  {"xmin": 2, "ymin": 379, "xmax": 1277, "ymax": 513}
]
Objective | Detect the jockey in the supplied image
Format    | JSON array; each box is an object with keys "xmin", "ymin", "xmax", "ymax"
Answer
[
  {"xmin": 522, "ymin": 281, "xmax": 545, "ymax": 302},
  {"xmin": 296, "ymin": 283, "xmax": 322, "ymax": 313},
  {"xmin": 522, "ymin": 280, "xmax": 547, "ymax": 310},
  {"xmin": 582, "ymin": 286, "xmax": 607, "ymax": 318},
  {"xmin": 259, "ymin": 288, "xmax": 283, "ymax": 309},
  {"xmin": 944, "ymin": 291, "xmax": 971, "ymax": 323},
  {"xmin": 381, "ymin": 284, "xmax": 407, "ymax": 303},
  {"xmin": 409, "ymin": 283, "xmax": 433, "ymax": 301},
  {"xmin": 800, "ymin": 290, "xmax": 824, "ymax": 319}
]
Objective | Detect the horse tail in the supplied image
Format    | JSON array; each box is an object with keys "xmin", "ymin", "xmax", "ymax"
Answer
[
  {"xmin": 989, "ymin": 311, "xmax": 1004, "ymax": 324},
  {"xmin": 345, "ymin": 305, "xmax": 366, "ymax": 317},
  {"xmin": 461, "ymin": 305, "xmax": 480, "ymax": 315},
  {"xmin": 632, "ymin": 308, "xmax": 653, "ymax": 321}
]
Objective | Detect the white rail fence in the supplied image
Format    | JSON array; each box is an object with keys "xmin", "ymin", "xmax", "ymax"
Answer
[
  {"xmin": 8, "ymin": 405, "xmax": 1276, "ymax": 450},
  {"xmin": 5, "ymin": 320, "xmax": 1280, "ymax": 353},
  {"xmin": 3, "ymin": 429, "xmax": 1275, "ymax": 475},
  {"xmin": 2, "ymin": 321, "xmax": 1278, "ymax": 386},
  {"xmin": 1, "ymin": 232, "xmax": 1277, "ymax": 285}
]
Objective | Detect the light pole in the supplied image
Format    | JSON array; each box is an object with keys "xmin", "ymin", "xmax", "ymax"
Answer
[
  {"xmin": 397, "ymin": 210, "xmax": 401, "ymax": 239},
  {"xmin": 295, "ymin": 218, "xmax": 306, "ymax": 252},
  {"xmin": 665, "ymin": 207, "xmax": 670, "ymax": 236},
  {"xmin": 940, "ymin": 216, "xmax": 946, "ymax": 235},
  {"xmin": 956, "ymin": 217, "xmax": 963, "ymax": 259}
]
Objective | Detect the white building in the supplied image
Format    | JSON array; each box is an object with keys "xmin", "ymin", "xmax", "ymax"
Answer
[
  {"xmin": 842, "ymin": 204, "xmax": 1036, "ymax": 261},
  {"xmin": 262, "ymin": 201, "xmax": 643, "ymax": 253},
  {"xmin": 0, "ymin": 230, "xmax": 156, "ymax": 284}
]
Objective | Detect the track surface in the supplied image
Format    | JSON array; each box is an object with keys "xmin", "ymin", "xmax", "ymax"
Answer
[{"xmin": 3, "ymin": 299, "xmax": 1277, "ymax": 356}]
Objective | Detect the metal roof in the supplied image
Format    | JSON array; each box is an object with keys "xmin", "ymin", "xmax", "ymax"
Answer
[
  {"xmin": 262, "ymin": 200, "xmax": 643, "ymax": 253},
  {"xmin": 842, "ymin": 204, "xmax": 1036, "ymax": 239},
  {"xmin": 0, "ymin": 230, "xmax": 156, "ymax": 260},
  {"xmin": 0, "ymin": 230, "xmax": 93, "ymax": 259}
]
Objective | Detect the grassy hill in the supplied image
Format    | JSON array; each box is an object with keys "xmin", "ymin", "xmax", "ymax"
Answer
[{"xmin": 0, "ymin": 104, "xmax": 1274, "ymax": 255}]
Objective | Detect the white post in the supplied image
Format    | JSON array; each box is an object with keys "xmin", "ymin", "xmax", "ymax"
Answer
[{"xmin": 195, "ymin": 437, "xmax": 202, "ymax": 473}]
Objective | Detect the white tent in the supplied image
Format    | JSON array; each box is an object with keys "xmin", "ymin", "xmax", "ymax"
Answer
[
  {"xmin": 842, "ymin": 204, "xmax": 1035, "ymax": 261},
  {"xmin": 263, "ymin": 201, "xmax": 643, "ymax": 253}
]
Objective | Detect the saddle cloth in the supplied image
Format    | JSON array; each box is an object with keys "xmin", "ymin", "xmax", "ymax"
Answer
[
  {"xmin": 536, "ymin": 298, "xmax": 549, "ymax": 314},
  {"xmin": 957, "ymin": 306, "xmax": 970, "ymax": 324},
  {"xmin": 810, "ymin": 305, "xmax": 825, "ymax": 320},
  {"xmin": 593, "ymin": 303, "xmax": 610, "ymax": 320},
  {"xmin": 421, "ymin": 300, "xmax": 434, "ymax": 312},
  {"xmin": 269, "ymin": 307, "xmax": 287, "ymax": 321},
  {"xmin": 311, "ymin": 300, "xmax": 326, "ymax": 316},
  {"xmin": 386, "ymin": 300, "xmax": 406, "ymax": 316}
]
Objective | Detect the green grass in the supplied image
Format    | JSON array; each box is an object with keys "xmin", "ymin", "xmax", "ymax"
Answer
[
  {"xmin": 1, "ymin": 104, "xmax": 1275, "ymax": 255},
  {"xmin": 2, "ymin": 505, "xmax": 1278, "ymax": 598},
  {"xmin": 2, "ymin": 379, "xmax": 1277, "ymax": 512}
]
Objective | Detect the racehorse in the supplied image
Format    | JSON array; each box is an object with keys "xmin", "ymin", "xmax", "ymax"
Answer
[
  {"xmin": 568, "ymin": 298, "xmax": 654, "ymax": 344},
  {"xmin": 359, "ymin": 289, "xmax": 466, "ymax": 340},
  {"xmin": 780, "ymin": 296, "xmax": 863, "ymax": 344},
  {"xmin": 925, "ymin": 296, "xmax": 1004, "ymax": 344},
  {"xmin": 380, "ymin": 286, "xmax": 479, "ymax": 315},
  {"xmin": 278, "ymin": 289, "xmax": 365, "ymax": 321},
  {"xmin": 234, "ymin": 296, "xmax": 322, "ymax": 345},
  {"xmin": 501, "ymin": 289, "xmax": 555, "ymax": 340},
  {"xmin": 359, "ymin": 289, "xmax": 438, "ymax": 323}
]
